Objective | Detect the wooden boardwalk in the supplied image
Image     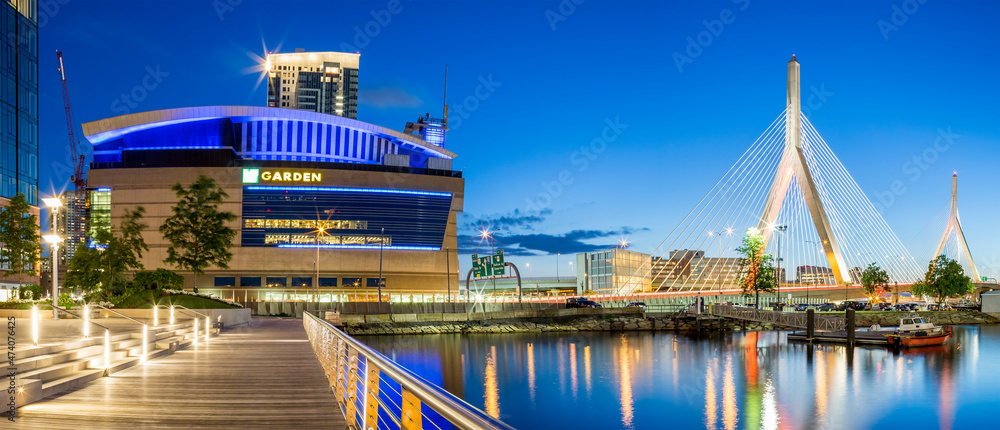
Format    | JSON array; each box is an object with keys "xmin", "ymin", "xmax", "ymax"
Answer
[{"xmin": 8, "ymin": 318, "xmax": 346, "ymax": 429}]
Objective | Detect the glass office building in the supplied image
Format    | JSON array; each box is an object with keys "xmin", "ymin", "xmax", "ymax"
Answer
[
  {"xmin": 266, "ymin": 50, "xmax": 359, "ymax": 119},
  {"xmin": 82, "ymin": 106, "xmax": 463, "ymax": 298},
  {"xmin": 1, "ymin": 0, "xmax": 38, "ymax": 204}
]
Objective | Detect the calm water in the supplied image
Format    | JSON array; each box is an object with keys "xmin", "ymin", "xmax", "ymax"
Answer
[{"xmin": 359, "ymin": 326, "xmax": 1000, "ymax": 429}]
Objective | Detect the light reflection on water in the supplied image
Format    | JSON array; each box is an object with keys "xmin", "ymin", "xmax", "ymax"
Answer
[{"xmin": 358, "ymin": 325, "xmax": 1000, "ymax": 429}]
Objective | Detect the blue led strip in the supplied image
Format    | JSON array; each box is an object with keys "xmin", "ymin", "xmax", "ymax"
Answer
[
  {"xmin": 245, "ymin": 185, "xmax": 452, "ymax": 198},
  {"xmin": 277, "ymin": 244, "xmax": 441, "ymax": 251},
  {"xmin": 122, "ymin": 146, "xmax": 231, "ymax": 151}
]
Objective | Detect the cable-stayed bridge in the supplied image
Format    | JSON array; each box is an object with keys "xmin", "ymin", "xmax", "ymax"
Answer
[{"xmin": 619, "ymin": 56, "xmax": 928, "ymax": 296}]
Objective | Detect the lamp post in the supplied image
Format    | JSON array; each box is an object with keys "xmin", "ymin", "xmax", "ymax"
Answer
[
  {"xmin": 772, "ymin": 225, "xmax": 787, "ymax": 308},
  {"xmin": 42, "ymin": 197, "xmax": 64, "ymax": 320},
  {"xmin": 43, "ymin": 234, "xmax": 63, "ymax": 320},
  {"xmin": 378, "ymin": 227, "xmax": 384, "ymax": 302},
  {"xmin": 313, "ymin": 226, "xmax": 325, "ymax": 303}
]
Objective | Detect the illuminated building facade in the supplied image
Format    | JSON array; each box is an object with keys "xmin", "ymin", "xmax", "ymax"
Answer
[
  {"xmin": 266, "ymin": 50, "xmax": 359, "ymax": 119},
  {"xmin": 576, "ymin": 249, "xmax": 651, "ymax": 295},
  {"xmin": 0, "ymin": 0, "xmax": 39, "ymax": 300},
  {"xmin": 82, "ymin": 106, "xmax": 462, "ymax": 297}
]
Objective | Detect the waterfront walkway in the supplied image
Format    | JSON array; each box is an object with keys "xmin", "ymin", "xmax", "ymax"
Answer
[{"xmin": 9, "ymin": 318, "xmax": 345, "ymax": 429}]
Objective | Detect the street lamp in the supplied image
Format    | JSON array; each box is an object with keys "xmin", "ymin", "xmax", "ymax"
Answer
[
  {"xmin": 313, "ymin": 225, "xmax": 326, "ymax": 303},
  {"xmin": 43, "ymin": 197, "xmax": 64, "ymax": 320},
  {"xmin": 479, "ymin": 227, "xmax": 497, "ymax": 295},
  {"xmin": 43, "ymin": 234, "xmax": 63, "ymax": 319},
  {"xmin": 771, "ymin": 225, "xmax": 788, "ymax": 308}
]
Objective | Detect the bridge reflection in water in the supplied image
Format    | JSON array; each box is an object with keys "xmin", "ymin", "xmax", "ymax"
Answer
[{"xmin": 359, "ymin": 325, "xmax": 994, "ymax": 429}]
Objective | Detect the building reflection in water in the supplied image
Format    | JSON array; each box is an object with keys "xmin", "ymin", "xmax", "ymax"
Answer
[
  {"xmin": 484, "ymin": 345, "xmax": 500, "ymax": 418},
  {"xmin": 705, "ymin": 357, "xmax": 717, "ymax": 430},
  {"xmin": 584, "ymin": 345, "xmax": 593, "ymax": 399},
  {"xmin": 570, "ymin": 343, "xmax": 579, "ymax": 400},
  {"xmin": 814, "ymin": 349, "xmax": 828, "ymax": 423},
  {"xmin": 526, "ymin": 343, "xmax": 536, "ymax": 404},
  {"xmin": 619, "ymin": 335, "xmax": 634, "ymax": 429},
  {"xmin": 722, "ymin": 354, "xmax": 737, "ymax": 430},
  {"xmin": 761, "ymin": 376, "xmax": 778, "ymax": 430}
]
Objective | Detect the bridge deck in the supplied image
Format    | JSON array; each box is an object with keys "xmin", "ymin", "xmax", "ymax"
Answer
[{"xmin": 8, "ymin": 318, "xmax": 346, "ymax": 429}]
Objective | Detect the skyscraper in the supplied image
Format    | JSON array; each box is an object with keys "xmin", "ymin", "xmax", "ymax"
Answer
[
  {"xmin": 266, "ymin": 50, "xmax": 359, "ymax": 119},
  {"xmin": 1, "ymin": 1, "xmax": 38, "ymax": 205}
]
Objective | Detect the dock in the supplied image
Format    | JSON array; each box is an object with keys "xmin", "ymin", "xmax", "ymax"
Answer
[{"xmin": 788, "ymin": 330, "xmax": 891, "ymax": 345}]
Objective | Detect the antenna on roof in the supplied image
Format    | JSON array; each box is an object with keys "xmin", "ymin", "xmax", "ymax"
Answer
[{"xmin": 443, "ymin": 65, "xmax": 449, "ymax": 126}]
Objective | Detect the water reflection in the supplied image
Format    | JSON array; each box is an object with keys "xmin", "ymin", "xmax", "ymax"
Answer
[
  {"xmin": 527, "ymin": 343, "xmax": 536, "ymax": 404},
  {"xmin": 357, "ymin": 326, "xmax": 1000, "ymax": 430},
  {"xmin": 484, "ymin": 345, "xmax": 499, "ymax": 418},
  {"xmin": 619, "ymin": 335, "xmax": 634, "ymax": 429}
]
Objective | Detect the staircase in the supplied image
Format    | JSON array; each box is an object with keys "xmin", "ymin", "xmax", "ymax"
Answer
[{"xmin": 11, "ymin": 320, "xmax": 216, "ymax": 408}]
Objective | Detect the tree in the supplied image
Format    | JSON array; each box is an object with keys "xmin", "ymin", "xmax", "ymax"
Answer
[
  {"xmin": 910, "ymin": 255, "xmax": 972, "ymax": 303},
  {"xmin": 64, "ymin": 207, "xmax": 148, "ymax": 296},
  {"xmin": 0, "ymin": 193, "xmax": 40, "ymax": 289},
  {"xmin": 159, "ymin": 175, "xmax": 236, "ymax": 288},
  {"xmin": 130, "ymin": 268, "xmax": 185, "ymax": 291},
  {"xmin": 860, "ymin": 262, "xmax": 890, "ymax": 302},
  {"xmin": 735, "ymin": 228, "xmax": 777, "ymax": 307}
]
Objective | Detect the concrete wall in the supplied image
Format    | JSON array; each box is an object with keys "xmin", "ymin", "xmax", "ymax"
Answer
[
  {"xmin": 89, "ymin": 165, "xmax": 464, "ymax": 292},
  {"xmin": 341, "ymin": 307, "xmax": 642, "ymax": 325},
  {"xmin": 96, "ymin": 308, "xmax": 252, "ymax": 327}
]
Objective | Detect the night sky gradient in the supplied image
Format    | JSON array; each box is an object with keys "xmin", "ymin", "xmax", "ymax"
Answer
[{"xmin": 38, "ymin": 0, "xmax": 1000, "ymax": 278}]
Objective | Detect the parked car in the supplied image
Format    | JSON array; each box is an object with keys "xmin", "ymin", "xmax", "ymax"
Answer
[
  {"xmin": 793, "ymin": 303, "xmax": 814, "ymax": 312},
  {"xmin": 578, "ymin": 299, "xmax": 602, "ymax": 308},
  {"xmin": 817, "ymin": 303, "xmax": 836, "ymax": 312},
  {"xmin": 626, "ymin": 302, "xmax": 647, "ymax": 310},
  {"xmin": 875, "ymin": 302, "xmax": 893, "ymax": 311}
]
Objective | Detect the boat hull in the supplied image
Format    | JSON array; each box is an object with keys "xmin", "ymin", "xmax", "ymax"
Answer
[{"xmin": 886, "ymin": 327, "xmax": 952, "ymax": 348}]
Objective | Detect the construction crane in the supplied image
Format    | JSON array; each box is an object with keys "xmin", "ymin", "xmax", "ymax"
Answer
[{"xmin": 56, "ymin": 50, "xmax": 87, "ymax": 193}]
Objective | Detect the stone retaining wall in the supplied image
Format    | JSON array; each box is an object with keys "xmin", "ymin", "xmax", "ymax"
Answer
[{"xmin": 854, "ymin": 311, "xmax": 999, "ymax": 327}]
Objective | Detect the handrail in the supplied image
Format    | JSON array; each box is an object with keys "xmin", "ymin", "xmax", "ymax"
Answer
[
  {"xmin": 172, "ymin": 305, "xmax": 208, "ymax": 319},
  {"xmin": 90, "ymin": 304, "xmax": 146, "ymax": 326},
  {"xmin": 303, "ymin": 311, "xmax": 515, "ymax": 430},
  {"xmin": 51, "ymin": 304, "xmax": 110, "ymax": 332}
]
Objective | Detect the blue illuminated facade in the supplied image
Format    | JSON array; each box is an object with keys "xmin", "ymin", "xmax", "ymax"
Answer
[{"xmin": 1, "ymin": 0, "xmax": 38, "ymax": 204}]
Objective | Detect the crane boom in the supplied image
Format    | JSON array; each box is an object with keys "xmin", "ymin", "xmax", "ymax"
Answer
[{"xmin": 56, "ymin": 50, "xmax": 86, "ymax": 190}]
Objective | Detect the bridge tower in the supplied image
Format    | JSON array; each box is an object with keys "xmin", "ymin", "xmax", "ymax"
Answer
[
  {"xmin": 757, "ymin": 56, "xmax": 851, "ymax": 285},
  {"xmin": 932, "ymin": 173, "xmax": 980, "ymax": 280}
]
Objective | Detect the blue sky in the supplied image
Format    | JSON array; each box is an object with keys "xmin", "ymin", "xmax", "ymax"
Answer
[{"xmin": 39, "ymin": 0, "xmax": 1000, "ymax": 278}]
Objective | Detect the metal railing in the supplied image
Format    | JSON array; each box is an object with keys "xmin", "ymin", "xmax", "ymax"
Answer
[
  {"xmin": 303, "ymin": 311, "xmax": 515, "ymax": 430},
  {"xmin": 50, "ymin": 304, "xmax": 109, "ymax": 337},
  {"xmin": 711, "ymin": 304, "xmax": 846, "ymax": 331},
  {"xmin": 90, "ymin": 304, "xmax": 145, "ymax": 326}
]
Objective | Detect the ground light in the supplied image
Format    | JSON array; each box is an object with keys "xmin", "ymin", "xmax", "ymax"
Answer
[
  {"xmin": 205, "ymin": 316, "xmax": 210, "ymax": 343},
  {"xmin": 32, "ymin": 305, "xmax": 38, "ymax": 346},
  {"xmin": 83, "ymin": 304, "xmax": 90, "ymax": 339},
  {"xmin": 193, "ymin": 317, "xmax": 198, "ymax": 346},
  {"xmin": 104, "ymin": 329, "xmax": 111, "ymax": 376},
  {"xmin": 142, "ymin": 325, "xmax": 148, "ymax": 364},
  {"xmin": 170, "ymin": 305, "xmax": 175, "ymax": 325},
  {"xmin": 153, "ymin": 306, "xmax": 158, "ymax": 327}
]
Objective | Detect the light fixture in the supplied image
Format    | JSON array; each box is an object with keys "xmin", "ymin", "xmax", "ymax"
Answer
[{"xmin": 42, "ymin": 197, "xmax": 63, "ymax": 208}]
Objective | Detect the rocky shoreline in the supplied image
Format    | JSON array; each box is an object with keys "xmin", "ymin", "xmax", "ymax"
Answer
[{"xmin": 344, "ymin": 311, "xmax": 998, "ymax": 336}]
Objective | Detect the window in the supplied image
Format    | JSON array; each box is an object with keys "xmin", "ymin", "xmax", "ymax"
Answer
[
  {"xmin": 342, "ymin": 277, "xmax": 361, "ymax": 288},
  {"xmin": 266, "ymin": 277, "xmax": 286, "ymax": 287},
  {"xmin": 367, "ymin": 278, "xmax": 385, "ymax": 288},
  {"xmin": 291, "ymin": 277, "xmax": 312, "ymax": 287},
  {"xmin": 214, "ymin": 277, "xmax": 236, "ymax": 287},
  {"xmin": 240, "ymin": 277, "xmax": 261, "ymax": 287},
  {"xmin": 319, "ymin": 277, "xmax": 337, "ymax": 287}
]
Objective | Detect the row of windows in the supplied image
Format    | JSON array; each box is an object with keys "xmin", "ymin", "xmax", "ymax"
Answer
[
  {"xmin": 214, "ymin": 276, "xmax": 384, "ymax": 288},
  {"xmin": 263, "ymin": 234, "xmax": 390, "ymax": 246},
  {"xmin": 244, "ymin": 218, "xmax": 366, "ymax": 230}
]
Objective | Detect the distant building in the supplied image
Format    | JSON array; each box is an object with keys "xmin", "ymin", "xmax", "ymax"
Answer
[
  {"xmin": 849, "ymin": 267, "xmax": 863, "ymax": 284},
  {"xmin": 52, "ymin": 190, "xmax": 90, "ymax": 265},
  {"xmin": 577, "ymin": 249, "xmax": 651, "ymax": 295},
  {"xmin": 797, "ymin": 265, "xmax": 835, "ymax": 284},
  {"xmin": 267, "ymin": 50, "xmax": 359, "ymax": 119}
]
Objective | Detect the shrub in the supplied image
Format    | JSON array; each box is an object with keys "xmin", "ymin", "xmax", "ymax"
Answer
[{"xmin": 18, "ymin": 284, "xmax": 42, "ymax": 301}]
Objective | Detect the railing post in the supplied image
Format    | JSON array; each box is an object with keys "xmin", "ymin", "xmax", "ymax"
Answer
[
  {"xmin": 346, "ymin": 350, "xmax": 359, "ymax": 428},
  {"xmin": 366, "ymin": 362, "xmax": 381, "ymax": 429},
  {"xmin": 401, "ymin": 387, "xmax": 423, "ymax": 429}
]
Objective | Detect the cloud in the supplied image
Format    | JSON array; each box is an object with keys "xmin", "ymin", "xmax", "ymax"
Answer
[
  {"xmin": 458, "ymin": 227, "xmax": 649, "ymax": 256},
  {"xmin": 461, "ymin": 209, "xmax": 552, "ymax": 232},
  {"xmin": 358, "ymin": 87, "xmax": 423, "ymax": 109}
]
